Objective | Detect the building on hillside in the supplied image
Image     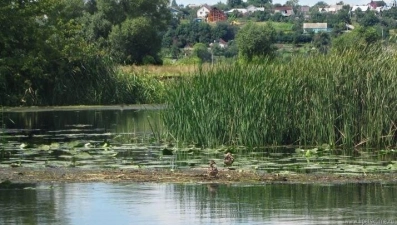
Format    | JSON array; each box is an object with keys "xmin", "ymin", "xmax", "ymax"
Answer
[
  {"xmin": 197, "ymin": 5, "xmax": 211, "ymax": 18},
  {"xmin": 246, "ymin": 5, "xmax": 265, "ymax": 12},
  {"xmin": 209, "ymin": 38, "xmax": 228, "ymax": 48},
  {"xmin": 207, "ymin": 8, "xmax": 227, "ymax": 22},
  {"xmin": 299, "ymin": 6, "xmax": 310, "ymax": 14},
  {"xmin": 319, "ymin": 4, "xmax": 344, "ymax": 13},
  {"xmin": 218, "ymin": 38, "xmax": 228, "ymax": 48},
  {"xmin": 351, "ymin": 5, "xmax": 370, "ymax": 12},
  {"xmin": 298, "ymin": 5, "xmax": 310, "ymax": 19},
  {"xmin": 227, "ymin": 5, "xmax": 265, "ymax": 15},
  {"xmin": 368, "ymin": 0, "xmax": 386, "ymax": 9},
  {"xmin": 274, "ymin": 6, "xmax": 294, "ymax": 17},
  {"xmin": 226, "ymin": 8, "xmax": 248, "ymax": 14},
  {"xmin": 368, "ymin": 0, "xmax": 389, "ymax": 11},
  {"xmin": 303, "ymin": 23, "xmax": 328, "ymax": 33},
  {"xmin": 187, "ymin": 4, "xmax": 200, "ymax": 8}
]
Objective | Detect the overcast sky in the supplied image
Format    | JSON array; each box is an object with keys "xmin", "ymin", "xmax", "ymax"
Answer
[{"xmin": 175, "ymin": 0, "xmax": 382, "ymax": 7}]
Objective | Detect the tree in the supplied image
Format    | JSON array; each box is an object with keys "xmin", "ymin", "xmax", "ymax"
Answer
[
  {"xmin": 313, "ymin": 1, "xmax": 328, "ymax": 7},
  {"xmin": 359, "ymin": 11, "xmax": 380, "ymax": 27},
  {"xmin": 332, "ymin": 27, "xmax": 381, "ymax": 54},
  {"xmin": 247, "ymin": 0, "xmax": 271, "ymax": 5},
  {"xmin": 109, "ymin": 17, "xmax": 162, "ymax": 64},
  {"xmin": 92, "ymin": 0, "xmax": 171, "ymax": 64},
  {"xmin": 193, "ymin": 43, "xmax": 211, "ymax": 62},
  {"xmin": 236, "ymin": 22, "xmax": 276, "ymax": 62},
  {"xmin": 313, "ymin": 32, "xmax": 331, "ymax": 54},
  {"xmin": 171, "ymin": 0, "xmax": 178, "ymax": 7},
  {"xmin": 286, "ymin": 0, "xmax": 299, "ymax": 7},
  {"xmin": 211, "ymin": 22, "xmax": 237, "ymax": 41},
  {"xmin": 0, "ymin": 0, "xmax": 117, "ymax": 106},
  {"xmin": 227, "ymin": 0, "xmax": 242, "ymax": 8}
]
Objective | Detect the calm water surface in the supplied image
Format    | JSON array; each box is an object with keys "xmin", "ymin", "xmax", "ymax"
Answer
[
  {"xmin": 0, "ymin": 182, "xmax": 396, "ymax": 225},
  {"xmin": 1, "ymin": 107, "xmax": 397, "ymax": 225},
  {"xmin": 1, "ymin": 107, "xmax": 396, "ymax": 173}
]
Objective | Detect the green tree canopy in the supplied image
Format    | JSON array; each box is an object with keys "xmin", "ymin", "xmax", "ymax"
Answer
[
  {"xmin": 193, "ymin": 43, "xmax": 211, "ymax": 62},
  {"xmin": 236, "ymin": 22, "xmax": 276, "ymax": 62},
  {"xmin": 0, "ymin": 0, "xmax": 114, "ymax": 105},
  {"xmin": 87, "ymin": 0, "xmax": 171, "ymax": 64},
  {"xmin": 109, "ymin": 17, "xmax": 162, "ymax": 64},
  {"xmin": 228, "ymin": 0, "xmax": 243, "ymax": 8},
  {"xmin": 247, "ymin": 0, "xmax": 272, "ymax": 5},
  {"xmin": 332, "ymin": 26, "xmax": 381, "ymax": 54},
  {"xmin": 313, "ymin": 32, "xmax": 331, "ymax": 54}
]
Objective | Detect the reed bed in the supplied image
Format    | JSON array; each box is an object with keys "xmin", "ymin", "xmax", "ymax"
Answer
[{"xmin": 163, "ymin": 50, "xmax": 397, "ymax": 150}]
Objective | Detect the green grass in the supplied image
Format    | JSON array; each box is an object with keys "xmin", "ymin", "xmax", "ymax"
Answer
[{"xmin": 162, "ymin": 49, "xmax": 397, "ymax": 151}]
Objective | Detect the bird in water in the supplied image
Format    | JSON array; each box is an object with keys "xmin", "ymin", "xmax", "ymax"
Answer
[
  {"xmin": 207, "ymin": 160, "xmax": 218, "ymax": 177},
  {"xmin": 224, "ymin": 152, "xmax": 234, "ymax": 167}
]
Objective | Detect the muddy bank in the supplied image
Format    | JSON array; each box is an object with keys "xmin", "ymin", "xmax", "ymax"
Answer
[{"xmin": 1, "ymin": 167, "xmax": 397, "ymax": 184}]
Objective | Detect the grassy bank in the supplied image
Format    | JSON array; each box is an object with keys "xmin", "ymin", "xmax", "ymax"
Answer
[{"xmin": 163, "ymin": 50, "xmax": 397, "ymax": 151}]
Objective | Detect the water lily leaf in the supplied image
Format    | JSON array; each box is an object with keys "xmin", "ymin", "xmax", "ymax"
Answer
[
  {"xmin": 39, "ymin": 145, "xmax": 51, "ymax": 151},
  {"xmin": 67, "ymin": 141, "xmax": 84, "ymax": 148},
  {"xmin": 295, "ymin": 148, "xmax": 304, "ymax": 154},
  {"xmin": 310, "ymin": 148, "xmax": 318, "ymax": 154},
  {"xmin": 74, "ymin": 152, "xmax": 92, "ymax": 160},
  {"xmin": 50, "ymin": 143, "xmax": 60, "ymax": 149},
  {"xmin": 84, "ymin": 143, "xmax": 92, "ymax": 148}
]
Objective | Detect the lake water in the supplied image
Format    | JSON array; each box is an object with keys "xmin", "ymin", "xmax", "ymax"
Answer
[
  {"xmin": 0, "ymin": 182, "xmax": 396, "ymax": 225},
  {"xmin": 1, "ymin": 106, "xmax": 397, "ymax": 173},
  {"xmin": 1, "ymin": 107, "xmax": 397, "ymax": 224}
]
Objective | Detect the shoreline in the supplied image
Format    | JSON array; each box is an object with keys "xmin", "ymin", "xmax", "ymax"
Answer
[{"xmin": 1, "ymin": 168, "xmax": 397, "ymax": 185}]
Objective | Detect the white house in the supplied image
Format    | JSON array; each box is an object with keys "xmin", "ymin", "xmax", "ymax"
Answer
[
  {"xmin": 319, "ymin": 4, "xmax": 344, "ymax": 13},
  {"xmin": 227, "ymin": 8, "xmax": 248, "ymax": 14},
  {"xmin": 187, "ymin": 4, "xmax": 200, "ymax": 8},
  {"xmin": 351, "ymin": 5, "xmax": 370, "ymax": 12},
  {"xmin": 303, "ymin": 23, "xmax": 328, "ymax": 33},
  {"xmin": 197, "ymin": 5, "xmax": 211, "ymax": 18},
  {"xmin": 246, "ymin": 5, "xmax": 265, "ymax": 12}
]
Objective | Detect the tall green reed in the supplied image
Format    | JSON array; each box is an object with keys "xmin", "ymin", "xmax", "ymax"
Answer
[{"xmin": 163, "ymin": 49, "xmax": 397, "ymax": 150}]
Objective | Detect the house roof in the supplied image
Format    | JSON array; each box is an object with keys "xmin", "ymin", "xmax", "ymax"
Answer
[
  {"xmin": 274, "ymin": 6, "xmax": 293, "ymax": 11},
  {"xmin": 299, "ymin": 6, "xmax": 310, "ymax": 12},
  {"xmin": 227, "ymin": 8, "xmax": 248, "ymax": 13},
  {"xmin": 170, "ymin": 7, "xmax": 180, "ymax": 13},
  {"xmin": 303, "ymin": 23, "xmax": 328, "ymax": 29},
  {"xmin": 219, "ymin": 38, "xmax": 227, "ymax": 45},
  {"xmin": 369, "ymin": 0, "xmax": 386, "ymax": 7},
  {"xmin": 200, "ymin": 4, "xmax": 211, "ymax": 11},
  {"xmin": 186, "ymin": 4, "xmax": 200, "ymax": 8}
]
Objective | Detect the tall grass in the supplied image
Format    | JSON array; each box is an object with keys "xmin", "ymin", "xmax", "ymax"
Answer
[{"xmin": 163, "ymin": 50, "xmax": 397, "ymax": 150}]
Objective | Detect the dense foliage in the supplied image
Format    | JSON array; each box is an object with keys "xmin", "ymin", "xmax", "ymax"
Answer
[
  {"xmin": 236, "ymin": 22, "xmax": 276, "ymax": 61},
  {"xmin": 0, "ymin": 0, "xmax": 169, "ymax": 106},
  {"xmin": 163, "ymin": 49, "xmax": 397, "ymax": 150}
]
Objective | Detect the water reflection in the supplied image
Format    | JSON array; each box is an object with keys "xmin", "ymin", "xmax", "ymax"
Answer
[
  {"xmin": 1, "ymin": 107, "xmax": 162, "ymax": 142},
  {"xmin": 1, "ymin": 182, "xmax": 396, "ymax": 225}
]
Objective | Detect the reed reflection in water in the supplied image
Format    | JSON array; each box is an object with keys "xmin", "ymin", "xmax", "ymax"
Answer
[{"xmin": 1, "ymin": 182, "xmax": 396, "ymax": 225}]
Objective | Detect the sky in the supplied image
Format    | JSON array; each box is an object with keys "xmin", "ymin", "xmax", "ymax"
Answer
[{"xmin": 176, "ymin": 0, "xmax": 378, "ymax": 7}]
